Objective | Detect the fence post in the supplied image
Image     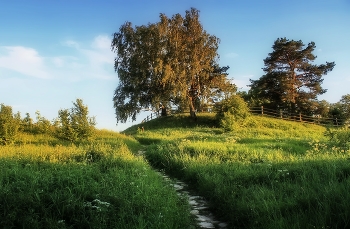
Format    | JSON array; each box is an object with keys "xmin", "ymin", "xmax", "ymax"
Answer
[
  {"xmin": 280, "ymin": 109, "xmax": 282, "ymax": 119},
  {"xmin": 261, "ymin": 106, "xmax": 264, "ymax": 116},
  {"xmin": 299, "ymin": 113, "xmax": 302, "ymax": 122}
]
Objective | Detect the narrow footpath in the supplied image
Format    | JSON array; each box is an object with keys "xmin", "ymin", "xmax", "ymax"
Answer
[{"xmin": 137, "ymin": 150, "xmax": 228, "ymax": 229}]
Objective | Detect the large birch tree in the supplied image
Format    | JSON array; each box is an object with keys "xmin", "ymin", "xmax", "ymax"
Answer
[{"xmin": 111, "ymin": 8, "xmax": 233, "ymax": 123}]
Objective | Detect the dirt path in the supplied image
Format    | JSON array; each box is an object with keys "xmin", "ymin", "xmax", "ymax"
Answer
[{"xmin": 137, "ymin": 149, "xmax": 228, "ymax": 229}]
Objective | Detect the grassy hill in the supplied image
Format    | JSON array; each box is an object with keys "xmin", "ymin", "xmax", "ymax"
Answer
[
  {"xmin": 126, "ymin": 113, "xmax": 350, "ymax": 229},
  {"xmin": 0, "ymin": 130, "xmax": 194, "ymax": 229},
  {"xmin": 2, "ymin": 113, "xmax": 349, "ymax": 229}
]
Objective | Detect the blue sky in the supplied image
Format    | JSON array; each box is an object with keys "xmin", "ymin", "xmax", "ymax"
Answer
[{"xmin": 1, "ymin": 0, "xmax": 349, "ymax": 131}]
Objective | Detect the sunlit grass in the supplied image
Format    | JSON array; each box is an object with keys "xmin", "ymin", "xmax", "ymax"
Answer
[
  {"xmin": 135, "ymin": 113, "xmax": 350, "ymax": 228},
  {"xmin": 0, "ymin": 130, "xmax": 194, "ymax": 229}
]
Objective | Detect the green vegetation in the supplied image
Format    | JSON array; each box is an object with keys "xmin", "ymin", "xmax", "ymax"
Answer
[
  {"xmin": 0, "ymin": 130, "xmax": 194, "ymax": 229},
  {"xmin": 112, "ymin": 8, "xmax": 233, "ymax": 123},
  {"xmin": 0, "ymin": 99, "xmax": 96, "ymax": 145},
  {"xmin": 127, "ymin": 113, "xmax": 350, "ymax": 228},
  {"xmin": 2, "ymin": 94, "xmax": 350, "ymax": 228},
  {"xmin": 248, "ymin": 38, "xmax": 335, "ymax": 115}
]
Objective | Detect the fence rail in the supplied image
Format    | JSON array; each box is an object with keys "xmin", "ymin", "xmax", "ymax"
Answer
[
  {"xmin": 140, "ymin": 106, "xmax": 346, "ymax": 127},
  {"xmin": 250, "ymin": 106, "xmax": 345, "ymax": 126},
  {"xmin": 141, "ymin": 111, "xmax": 161, "ymax": 123}
]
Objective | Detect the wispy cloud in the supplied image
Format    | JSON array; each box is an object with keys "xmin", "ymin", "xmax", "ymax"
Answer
[
  {"xmin": 232, "ymin": 74, "xmax": 255, "ymax": 91},
  {"xmin": 225, "ymin": 52, "xmax": 239, "ymax": 58},
  {"xmin": 92, "ymin": 35, "xmax": 111, "ymax": 50},
  {"xmin": 0, "ymin": 35, "xmax": 117, "ymax": 82},
  {"xmin": 0, "ymin": 46, "xmax": 50, "ymax": 79},
  {"xmin": 59, "ymin": 35, "xmax": 116, "ymax": 80}
]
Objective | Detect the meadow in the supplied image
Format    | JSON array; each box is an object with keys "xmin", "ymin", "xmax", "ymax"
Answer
[
  {"xmin": 0, "ymin": 130, "xmax": 195, "ymax": 229},
  {"xmin": 126, "ymin": 113, "xmax": 350, "ymax": 229}
]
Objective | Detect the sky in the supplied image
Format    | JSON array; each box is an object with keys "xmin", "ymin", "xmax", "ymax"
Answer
[{"xmin": 1, "ymin": 0, "xmax": 349, "ymax": 131}]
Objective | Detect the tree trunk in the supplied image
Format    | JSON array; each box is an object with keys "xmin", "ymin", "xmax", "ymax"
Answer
[
  {"xmin": 161, "ymin": 106, "xmax": 167, "ymax": 116},
  {"xmin": 291, "ymin": 102, "xmax": 296, "ymax": 116},
  {"xmin": 188, "ymin": 97, "xmax": 197, "ymax": 120}
]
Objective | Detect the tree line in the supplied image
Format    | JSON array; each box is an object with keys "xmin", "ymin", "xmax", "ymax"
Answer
[
  {"xmin": 0, "ymin": 99, "xmax": 96, "ymax": 144},
  {"xmin": 111, "ymin": 8, "xmax": 349, "ymax": 126}
]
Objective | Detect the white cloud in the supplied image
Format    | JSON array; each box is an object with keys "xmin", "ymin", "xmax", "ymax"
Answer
[
  {"xmin": 231, "ymin": 74, "xmax": 255, "ymax": 91},
  {"xmin": 52, "ymin": 57, "xmax": 64, "ymax": 67},
  {"xmin": 0, "ymin": 46, "xmax": 50, "ymax": 79},
  {"xmin": 92, "ymin": 35, "xmax": 111, "ymax": 50},
  {"xmin": 58, "ymin": 35, "xmax": 115, "ymax": 80},
  {"xmin": 62, "ymin": 40, "xmax": 80, "ymax": 49},
  {"xmin": 0, "ymin": 35, "xmax": 117, "ymax": 82},
  {"xmin": 225, "ymin": 52, "xmax": 239, "ymax": 58}
]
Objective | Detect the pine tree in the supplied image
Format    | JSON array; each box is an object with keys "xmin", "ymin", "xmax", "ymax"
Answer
[{"xmin": 249, "ymin": 38, "xmax": 335, "ymax": 114}]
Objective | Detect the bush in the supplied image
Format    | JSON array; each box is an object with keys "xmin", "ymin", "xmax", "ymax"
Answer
[
  {"xmin": 0, "ymin": 104, "xmax": 21, "ymax": 144},
  {"xmin": 325, "ymin": 127, "xmax": 350, "ymax": 149},
  {"xmin": 215, "ymin": 95, "xmax": 250, "ymax": 131},
  {"xmin": 56, "ymin": 99, "xmax": 96, "ymax": 142}
]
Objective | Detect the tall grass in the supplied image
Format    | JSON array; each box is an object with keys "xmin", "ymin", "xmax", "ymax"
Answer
[
  {"xmin": 133, "ymin": 113, "xmax": 350, "ymax": 228},
  {"xmin": 0, "ymin": 130, "xmax": 194, "ymax": 229}
]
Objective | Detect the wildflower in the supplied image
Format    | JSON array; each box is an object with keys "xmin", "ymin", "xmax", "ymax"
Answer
[{"xmin": 84, "ymin": 199, "xmax": 111, "ymax": 212}]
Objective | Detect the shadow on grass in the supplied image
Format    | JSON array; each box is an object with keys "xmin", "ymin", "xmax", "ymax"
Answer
[{"xmin": 122, "ymin": 113, "xmax": 219, "ymax": 135}]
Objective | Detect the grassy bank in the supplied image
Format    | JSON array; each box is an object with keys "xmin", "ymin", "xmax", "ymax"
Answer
[
  {"xmin": 128, "ymin": 114, "xmax": 350, "ymax": 228},
  {"xmin": 0, "ymin": 130, "xmax": 194, "ymax": 229}
]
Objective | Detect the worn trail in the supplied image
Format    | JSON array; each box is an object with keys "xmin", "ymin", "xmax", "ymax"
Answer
[{"xmin": 137, "ymin": 150, "xmax": 228, "ymax": 229}]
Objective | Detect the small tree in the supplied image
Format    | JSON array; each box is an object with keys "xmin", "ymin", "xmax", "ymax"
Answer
[
  {"xmin": 71, "ymin": 99, "xmax": 96, "ymax": 140},
  {"xmin": 33, "ymin": 111, "xmax": 53, "ymax": 135},
  {"xmin": 340, "ymin": 94, "xmax": 350, "ymax": 124},
  {"xmin": 57, "ymin": 109, "xmax": 77, "ymax": 141},
  {"xmin": 0, "ymin": 104, "xmax": 21, "ymax": 144},
  {"xmin": 56, "ymin": 99, "xmax": 96, "ymax": 142},
  {"xmin": 215, "ymin": 95, "xmax": 250, "ymax": 131},
  {"xmin": 21, "ymin": 113, "xmax": 34, "ymax": 133}
]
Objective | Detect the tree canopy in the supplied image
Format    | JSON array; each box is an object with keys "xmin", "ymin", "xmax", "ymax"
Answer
[
  {"xmin": 249, "ymin": 38, "xmax": 335, "ymax": 114},
  {"xmin": 112, "ymin": 8, "xmax": 233, "ymax": 123}
]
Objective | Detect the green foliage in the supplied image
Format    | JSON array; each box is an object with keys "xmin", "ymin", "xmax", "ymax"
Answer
[
  {"xmin": 215, "ymin": 95, "xmax": 251, "ymax": 131},
  {"xmin": 32, "ymin": 111, "xmax": 53, "ymax": 135},
  {"xmin": 127, "ymin": 113, "xmax": 350, "ymax": 228},
  {"xmin": 57, "ymin": 108, "xmax": 77, "ymax": 142},
  {"xmin": 0, "ymin": 130, "xmax": 194, "ymax": 229},
  {"xmin": 249, "ymin": 37, "xmax": 335, "ymax": 115},
  {"xmin": 56, "ymin": 99, "xmax": 96, "ymax": 142},
  {"xmin": 112, "ymin": 8, "xmax": 233, "ymax": 122},
  {"xmin": 71, "ymin": 99, "xmax": 96, "ymax": 140},
  {"xmin": 21, "ymin": 112, "xmax": 34, "ymax": 133},
  {"xmin": 325, "ymin": 127, "xmax": 350, "ymax": 149},
  {"xmin": 0, "ymin": 104, "xmax": 21, "ymax": 144},
  {"xmin": 339, "ymin": 94, "xmax": 350, "ymax": 123}
]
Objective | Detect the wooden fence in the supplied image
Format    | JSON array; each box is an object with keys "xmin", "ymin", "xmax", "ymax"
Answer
[
  {"xmin": 250, "ymin": 106, "xmax": 344, "ymax": 126},
  {"xmin": 141, "ymin": 111, "xmax": 160, "ymax": 123},
  {"xmin": 141, "ymin": 106, "xmax": 346, "ymax": 127}
]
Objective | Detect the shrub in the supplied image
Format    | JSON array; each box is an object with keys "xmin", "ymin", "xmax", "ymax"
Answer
[
  {"xmin": 0, "ymin": 104, "xmax": 21, "ymax": 144},
  {"xmin": 56, "ymin": 99, "xmax": 96, "ymax": 142},
  {"xmin": 325, "ymin": 127, "xmax": 350, "ymax": 149},
  {"xmin": 32, "ymin": 111, "xmax": 54, "ymax": 135},
  {"xmin": 215, "ymin": 95, "xmax": 250, "ymax": 131}
]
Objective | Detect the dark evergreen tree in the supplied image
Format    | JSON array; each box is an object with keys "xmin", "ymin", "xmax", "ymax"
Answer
[{"xmin": 249, "ymin": 38, "xmax": 335, "ymax": 114}]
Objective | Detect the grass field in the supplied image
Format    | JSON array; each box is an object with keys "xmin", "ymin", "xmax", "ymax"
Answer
[
  {"xmin": 2, "ymin": 113, "xmax": 349, "ymax": 228},
  {"xmin": 0, "ymin": 130, "xmax": 195, "ymax": 229},
  {"xmin": 127, "ymin": 113, "xmax": 350, "ymax": 229}
]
